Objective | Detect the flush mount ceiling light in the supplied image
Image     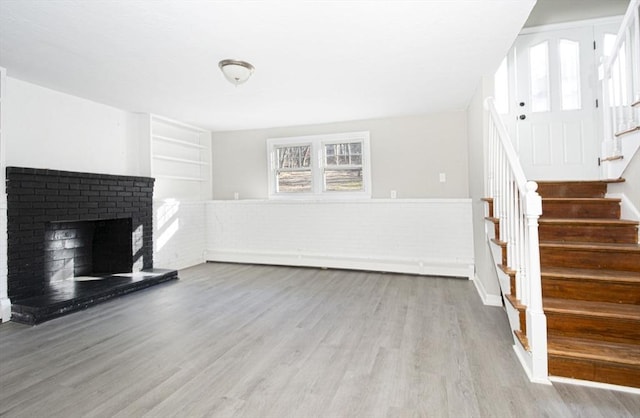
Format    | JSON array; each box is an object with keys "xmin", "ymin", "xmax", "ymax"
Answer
[{"xmin": 218, "ymin": 59, "xmax": 255, "ymax": 86}]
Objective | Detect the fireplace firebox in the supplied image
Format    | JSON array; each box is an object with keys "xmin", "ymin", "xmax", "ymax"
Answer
[{"xmin": 44, "ymin": 218, "xmax": 133, "ymax": 282}]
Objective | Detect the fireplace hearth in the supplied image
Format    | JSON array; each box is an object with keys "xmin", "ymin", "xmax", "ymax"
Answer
[{"xmin": 6, "ymin": 167, "xmax": 178, "ymax": 324}]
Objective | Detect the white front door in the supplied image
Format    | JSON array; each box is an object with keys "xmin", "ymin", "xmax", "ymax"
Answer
[{"xmin": 512, "ymin": 26, "xmax": 599, "ymax": 180}]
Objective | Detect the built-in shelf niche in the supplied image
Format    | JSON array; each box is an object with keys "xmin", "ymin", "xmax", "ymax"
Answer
[{"xmin": 149, "ymin": 114, "xmax": 212, "ymax": 200}]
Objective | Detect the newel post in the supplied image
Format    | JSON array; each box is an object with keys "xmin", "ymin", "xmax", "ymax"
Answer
[{"xmin": 523, "ymin": 181, "xmax": 549, "ymax": 383}]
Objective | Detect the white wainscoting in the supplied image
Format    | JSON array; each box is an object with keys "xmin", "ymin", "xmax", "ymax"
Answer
[
  {"xmin": 205, "ymin": 199, "xmax": 474, "ymax": 278},
  {"xmin": 153, "ymin": 200, "xmax": 207, "ymax": 270}
]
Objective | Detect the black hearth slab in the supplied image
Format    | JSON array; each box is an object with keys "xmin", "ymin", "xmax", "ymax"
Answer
[{"xmin": 11, "ymin": 269, "xmax": 178, "ymax": 325}]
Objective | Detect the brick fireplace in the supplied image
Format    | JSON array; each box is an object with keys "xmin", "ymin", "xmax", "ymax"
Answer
[{"xmin": 6, "ymin": 167, "xmax": 177, "ymax": 324}]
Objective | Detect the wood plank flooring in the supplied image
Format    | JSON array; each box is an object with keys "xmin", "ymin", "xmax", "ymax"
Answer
[{"xmin": 1, "ymin": 262, "xmax": 639, "ymax": 417}]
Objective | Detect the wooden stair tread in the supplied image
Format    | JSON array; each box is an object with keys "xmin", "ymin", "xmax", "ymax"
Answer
[
  {"xmin": 535, "ymin": 180, "xmax": 624, "ymax": 199},
  {"xmin": 539, "ymin": 241, "xmax": 640, "ymax": 252},
  {"xmin": 542, "ymin": 266, "xmax": 640, "ymax": 283},
  {"xmin": 514, "ymin": 330, "xmax": 530, "ymax": 351},
  {"xmin": 548, "ymin": 336, "xmax": 640, "ymax": 366},
  {"xmin": 505, "ymin": 293, "xmax": 525, "ymax": 310},
  {"xmin": 543, "ymin": 297, "xmax": 640, "ymax": 320},
  {"xmin": 538, "ymin": 218, "xmax": 638, "ymax": 226},
  {"xmin": 542, "ymin": 197, "xmax": 621, "ymax": 203},
  {"xmin": 498, "ymin": 264, "xmax": 515, "ymax": 276},
  {"xmin": 535, "ymin": 179, "xmax": 625, "ymax": 185},
  {"xmin": 490, "ymin": 238, "xmax": 506, "ymax": 247}
]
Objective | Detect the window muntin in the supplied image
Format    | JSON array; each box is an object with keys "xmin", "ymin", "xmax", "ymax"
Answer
[{"xmin": 267, "ymin": 132, "xmax": 371, "ymax": 199}]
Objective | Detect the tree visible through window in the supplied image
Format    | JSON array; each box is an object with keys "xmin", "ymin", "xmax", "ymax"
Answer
[
  {"xmin": 276, "ymin": 145, "xmax": 312, "ymax": 192},
  {"xmin": 324, "ymin": 142, "xmax": 363, "ymax": 191}
]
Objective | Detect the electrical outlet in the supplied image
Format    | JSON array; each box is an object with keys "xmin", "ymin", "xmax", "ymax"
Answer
[{"xmin": 439, "ymin": 173, "xmax": 446, "ymax": 183}]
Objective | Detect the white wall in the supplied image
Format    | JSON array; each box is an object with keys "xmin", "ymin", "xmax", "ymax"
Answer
[
  {"xmin": 4, "ymin": 77, "xmax": 145, "ymax": 176},
  {"xmin": 2, "ymin": 77, "xmax": 477, "ymax": 290},
  {"xmin": 206, "ymin": 199, "xmax": 474, "ymax": 278},
  {"xmin": 3, "ymin": 78, "xmax": 206, "ymax": 276},
  {"xmin": 0, "ymin": 68, "xmax": 8, "ymax": 321},
  {"xmin": 154, "ymin": 200, "xmax": 207, "ymax": 270},
  {"xmin": 211, "ymin": 112, "xmax": 469, "ymax": 199},
  {"xmin": 608, "ymin": 147, "xmax": 640, "ymax": 228},
  {"xmin": 466, "ymin": 77, "xmax": 502, "ymax": 305}
]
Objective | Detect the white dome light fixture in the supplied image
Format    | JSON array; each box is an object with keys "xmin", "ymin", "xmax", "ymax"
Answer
[{"xmin": 218, "ymin": 59, "xmax": 255, "ymax": 86}]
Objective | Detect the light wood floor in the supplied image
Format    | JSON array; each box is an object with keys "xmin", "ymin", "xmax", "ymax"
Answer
[{"xmin": 1, "ymin": 262, "xmax": 639, "ymax": 418}]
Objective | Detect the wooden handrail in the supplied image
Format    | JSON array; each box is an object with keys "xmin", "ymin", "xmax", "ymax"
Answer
[{"xmin": 614, "ymin": 126, "xmax": 640, "ymax": 137}]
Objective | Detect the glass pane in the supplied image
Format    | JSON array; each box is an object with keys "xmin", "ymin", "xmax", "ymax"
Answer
[
  {"xmin": 277, "ymin": 145, "xmax": 311, "ymax": 169},
  {"xmin": 277, "ymin": 170, "xmax": 312, "ymax": 192},
  {"xmin": 494, "ymin": 56, "xmax": 509, "ymax": 114},
  {"xmin": 559, "ymin": 39, "xmax": 581, "ymax": 110},
  {"xmin": 324, "ymin": 169, "xmax": 363, "ymax": 191},
  {"xmin": 325, "ymin": 142, "xmax": 362, "ymax": 166},
  {"xmin": 529, "ymin": 41, "xmax": 550, "ymax": 112}
]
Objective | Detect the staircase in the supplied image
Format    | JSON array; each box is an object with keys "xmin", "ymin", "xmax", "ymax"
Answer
[{"xmin": 534, "ymin": 180, "xmax": 640, "ymax": 388}]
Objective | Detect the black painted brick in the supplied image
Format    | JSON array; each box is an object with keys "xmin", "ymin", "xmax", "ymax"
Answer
[{"xmin": 6, "ymin": 167, "xmax": 155, "ymax": 301}]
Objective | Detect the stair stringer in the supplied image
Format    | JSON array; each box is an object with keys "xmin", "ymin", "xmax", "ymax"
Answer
[
  {"xmin": 602, "ymin": 130, "xmax": 640, "ymax": 180},
  {"xmin": 485, "ymin": 214, "xmax": 551, "ymax": 385},
  {"xmin": 486, "ymin": 221, "xmax": 525, "ymax": 348}
]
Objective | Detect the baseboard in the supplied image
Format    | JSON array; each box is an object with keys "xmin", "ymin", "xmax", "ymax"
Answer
[
  {"xmin": 472, "ymin": 273, "xmax": 502, "ymax": 306},
  {"xmin": 549, "ymin": 376, "xmax": 640, "ymax": 395},
  {"xmin": 607, "ymin": 192, "xmax": 640, "ymax": 222},
  {"xmin": 513, "ymin": 343, "xmax": 552, "ymax": 385},
  {"xmin": 205, "ymin": 249, "xmax": 474, "ymax": 279},
  {"xmin": 154, "ymin": 256, "xmax": 205, "ymax": 272}
]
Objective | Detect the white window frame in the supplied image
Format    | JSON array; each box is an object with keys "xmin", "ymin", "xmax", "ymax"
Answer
[{"xmin": 267, "ymin": 131, "xmax": 371, "ymax": 199}]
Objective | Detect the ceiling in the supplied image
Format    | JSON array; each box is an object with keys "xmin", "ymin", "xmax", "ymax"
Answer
[{"xmin": 0, "ymin": 0, "xmax": 535, "ymax": 131}]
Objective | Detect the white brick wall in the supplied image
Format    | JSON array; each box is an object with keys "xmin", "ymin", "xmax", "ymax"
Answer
[
  {"xmin": 206, "ymin": 199, "xmax": 474, "ymax": 278},
  {"xmin": 153, "ymin": 200, "xmax": 207, "ymax": 270},
  {"xmin": 0, "ymin": 67, "xmax": 9, "ymax": 322}
]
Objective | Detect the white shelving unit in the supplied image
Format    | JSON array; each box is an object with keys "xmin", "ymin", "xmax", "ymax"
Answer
[{"xmin": 149, "ymin": 114, "xmax": 212, "ymax": 200}]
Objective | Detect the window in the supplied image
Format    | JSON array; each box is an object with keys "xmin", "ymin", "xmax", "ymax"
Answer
[
  {"xmin": 267, "ymin": 131, "xmax": 371, "ymax": 199},
  {"xmin": 529, "ymin": 41, "xmax": 550, "ymax": 112}
]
